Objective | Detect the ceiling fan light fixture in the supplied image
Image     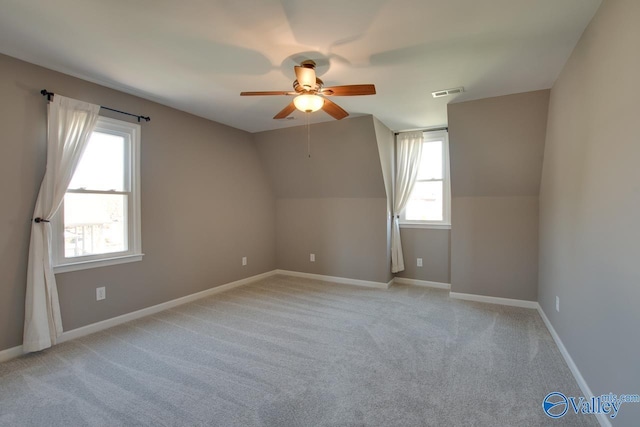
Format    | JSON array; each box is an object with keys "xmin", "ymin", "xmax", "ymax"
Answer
[
  {"xmin": 294, "ymin": 94, "xmax": 324, "ymax": 113},
  {"xmin": 240, "ymin": 61, "xmax": 375, "ymax": 120}
]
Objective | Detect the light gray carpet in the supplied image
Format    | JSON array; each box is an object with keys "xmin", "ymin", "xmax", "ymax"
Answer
[{"xmin": 0, "ymin": 275, "xmax": 598, "ymax": 426}]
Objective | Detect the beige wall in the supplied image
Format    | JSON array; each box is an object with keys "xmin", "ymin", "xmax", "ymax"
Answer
[
  {"xmin": 255, "ymin": 116, "xmax": 391, "ymax": 284},
  {"xmin": 395, "ymin": 229, "xmax": 450, "ymax": 284},
  {"xmin": 539, "ymin": 0, "xmax": 639, "ymax": 423},
  {"xmin": 451, "ymin": 197, "xmax": 538, "ymax": 300},
  {"xmin": 0, "ymin": 54, "xmax": 276, "ymax": 351},
  {"xmin": 448, "ymin": 90, "xmax": 549, "ymax": 300},
  {"xmin": 276, "ymin": 198, "xmax": 388, "ymax": 283}
]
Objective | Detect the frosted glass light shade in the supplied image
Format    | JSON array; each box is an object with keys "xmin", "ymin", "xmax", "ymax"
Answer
[{"xmin": 294, "ymin": 94, "xmax": 324, "ymax": 112}]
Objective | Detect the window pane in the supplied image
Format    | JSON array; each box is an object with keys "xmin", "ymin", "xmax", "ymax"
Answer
[
  {"xmin": 405, "ymin": 181, "xmax": 443, "ymax": 221},
  {"xmin": 68, "ymin": 131, "xmax": 126, "ymax": 191},
  {"xmin": 417, "ymin": 140, "xmax": 443, "ymax": 180},
  {"xmin": 64, "ymin": 193, "xmax": 127, "ymax": 257}
]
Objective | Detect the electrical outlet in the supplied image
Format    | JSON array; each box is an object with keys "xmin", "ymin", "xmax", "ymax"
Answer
[
  {"xmin": 417, "ymin": 258, "xmax": 423, "ymax": 267},
  {"xmin": 242, "ymin": 256, "xmax": 247, "ymax": 266},
  {"xmin": 310, "ymin": 253, "xmax": 315, "ymax": 262},
  {"xmin": 96, "ymin": 287, "xmax": 106, "ymax": 301},
  {"xmin": 556, "ymin": 296, "xmax": 560, "ymax": 312}
]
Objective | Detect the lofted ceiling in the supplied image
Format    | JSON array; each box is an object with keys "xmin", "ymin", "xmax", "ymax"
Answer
[{"xmin": 0, "ymin": 0, "xmax": 601, "ymax": 133}]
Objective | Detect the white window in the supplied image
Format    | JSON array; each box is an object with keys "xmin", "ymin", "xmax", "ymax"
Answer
[
  {"xmin": 399, "ymin": 130, "xmax": 451, "ymax": 229},
  {"xmin": 53, "ymin": 117, "xmax": 142, "ymax": 273}
]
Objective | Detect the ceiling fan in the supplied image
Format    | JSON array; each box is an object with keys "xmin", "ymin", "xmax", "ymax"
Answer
[{"xmin": 240, "ymin": 60, "xmax": 376, "ymax": 120}]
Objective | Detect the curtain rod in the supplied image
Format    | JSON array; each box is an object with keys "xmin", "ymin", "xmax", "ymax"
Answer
[
  {"xmin": 394, "ymin": 127, "xmax": 447, "ymax": 135},
  {"xmin": 41, "ymin": 90, "xmax": 151, "ymax": 122}
]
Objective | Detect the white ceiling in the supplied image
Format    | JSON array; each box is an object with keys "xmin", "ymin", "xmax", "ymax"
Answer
[{"xmin": 0, "ymin": 0, "xmax": 601, "ymax": 133}]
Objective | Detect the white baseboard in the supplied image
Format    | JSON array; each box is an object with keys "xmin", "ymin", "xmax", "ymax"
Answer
[
  {"xmin": 59, "ymin": 270, "xmax": 277, "ymax": 343},
  {"xmin": 0, "ymin": 270, "xmax": 277, "ymax": 363},
  {"xmin": 0, "ymin": 344, "xmax": 24, "ymax": 363},
  {"xmin": 275, "ymin": 269, "xmax": 391, "ymax": 289},
  {"xmin": 392, "ymin": 277, "xmax": 451, "ymax": 290},
  {"xmin": 536, "ymin": 305, "xmax": 611, "ymax": 427},
  {"xmin": 2, "ymin": 269, "xmax": 391, "ymax": 363},
  {"xmin": 449, "ymin": 291, "xmax": 538, "ymax": 309}
]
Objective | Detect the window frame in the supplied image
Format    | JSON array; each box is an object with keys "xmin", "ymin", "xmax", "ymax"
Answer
[
  {"xmin": 399, "ymin": 130, "xmax": 451, "ymax": 229},
  {"xmin": 52, "ymin": 116, "xmax": 143, "ymax": 273}
]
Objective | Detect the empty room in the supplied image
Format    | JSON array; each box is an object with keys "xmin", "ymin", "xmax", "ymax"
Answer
[{"xmin": 0, "ymin": 0, "xmax": 638, "ymax": 426}]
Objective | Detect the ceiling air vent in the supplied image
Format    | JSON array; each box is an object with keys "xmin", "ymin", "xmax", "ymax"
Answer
[{"xmin": 432, "ymin": 87, "xmax": 464, "ymax": 98}]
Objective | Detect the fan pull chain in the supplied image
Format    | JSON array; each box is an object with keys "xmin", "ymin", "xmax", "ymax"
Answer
[{"xmin": 306, "ymin": 112, "xmax": 311, "ymax": 158}]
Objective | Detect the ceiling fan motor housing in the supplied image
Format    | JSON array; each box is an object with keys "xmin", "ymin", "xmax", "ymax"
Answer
[
  {"xmin": 300, "ymin": 60, "xmax": 316, "ymax": 69},
  {"xmin": 293, "ymin": 78, "xmax": 324, "ymax": 93}
]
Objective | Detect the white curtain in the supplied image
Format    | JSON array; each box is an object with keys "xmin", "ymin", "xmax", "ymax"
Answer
[
  {"xmin": 391, "ymin": 131, "xmax": 424, "ymax": 273},
  {"xmin": 23, "ymin": 95, "xmax": 100, "ymax": 353}
]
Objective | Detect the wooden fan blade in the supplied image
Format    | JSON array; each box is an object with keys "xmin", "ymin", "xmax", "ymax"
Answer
[
  {"xmin": 321, "ymin": 85, "xmax": 376, "ymax": 96},
  {"xmin": 322, "ymin": 98, "xmax": 349, "ymax": 120},
  {"xmin": 294, "ymin": 66, "xmax": 316, "ymax": 90},
  {"xmin": 274, "ymin": 101, "xmax": 297, "ymax": 119},
  {"xmin": 241, "ymin": 91, "xmax": 295, "ymax": 96}
]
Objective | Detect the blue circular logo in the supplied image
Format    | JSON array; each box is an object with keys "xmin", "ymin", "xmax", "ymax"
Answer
[{"xmin": 543, "ymin": 392, "xmax": 569, "ymax": 418}]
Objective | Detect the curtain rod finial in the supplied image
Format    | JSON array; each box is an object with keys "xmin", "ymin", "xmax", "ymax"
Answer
[{"xmin": 40, "ymin": 89, "xmax": 53, "ymax": 101}]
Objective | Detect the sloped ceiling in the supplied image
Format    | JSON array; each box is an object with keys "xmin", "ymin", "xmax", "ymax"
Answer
[
  {"xmin": 254, "ymin": 116, "xmax": 386, "ymax": 198},
  {"xmin": 0, "ymin": 0, "xmax": 601, "ymax": 133},
  {"xmin": 448, "ymin": 90, "xmax": 551, "ymax": 197}
]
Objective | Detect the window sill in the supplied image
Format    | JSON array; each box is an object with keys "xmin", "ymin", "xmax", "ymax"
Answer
[
  {"xmin": 399, "ymin": 222, "xmax": 451, "ymax": 230},
  {"xmin": 54, "ymin": 254, "xmax": 144, "ymax": 274}
]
